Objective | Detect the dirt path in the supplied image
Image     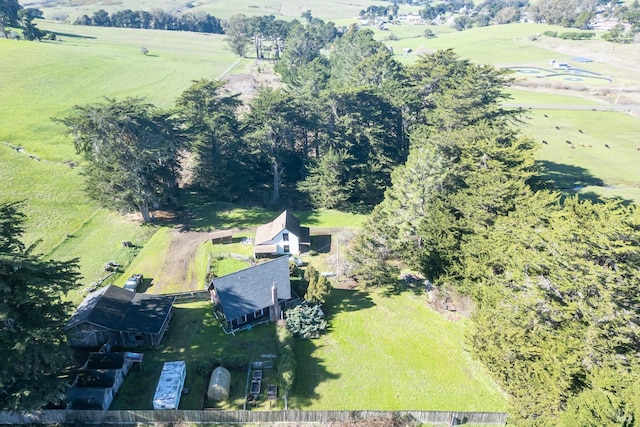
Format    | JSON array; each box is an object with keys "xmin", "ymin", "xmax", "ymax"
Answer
[{"xmin": 148, "ymin": 229, "xmax": 212, "ymax": 293}]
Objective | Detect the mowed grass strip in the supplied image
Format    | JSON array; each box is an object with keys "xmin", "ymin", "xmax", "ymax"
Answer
[{"xmin": 291, "ymin": 289, "xmax": 507, "ymax": 411}]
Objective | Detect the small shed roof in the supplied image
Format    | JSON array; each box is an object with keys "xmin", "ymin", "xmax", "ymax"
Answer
[
  {"xmin": 210, "ymin": 230, "xmax": 233, "ymax": 240},
  {"xmin": 209, "ymin": 256, "xmax": 291, "ymax": 321}
]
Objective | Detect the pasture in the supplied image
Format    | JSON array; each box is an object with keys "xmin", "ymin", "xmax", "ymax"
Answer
[{"xmin": 0, "ymin": 23, "xmax": 240, "ymax": 255}]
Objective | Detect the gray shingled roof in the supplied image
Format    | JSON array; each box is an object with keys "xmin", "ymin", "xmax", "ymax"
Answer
[
  {"xmin": 66, "ymin": 285, "xmax": 175, "ymax": 334},
  {"xmin": 210, "ymin": 256, "xmax": 291, "ymax": 322}
]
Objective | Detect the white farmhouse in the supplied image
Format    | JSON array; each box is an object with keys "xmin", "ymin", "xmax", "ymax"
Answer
[{"xmin": 254, "ymin": 210, "xmax": 310, "ymax": 258}]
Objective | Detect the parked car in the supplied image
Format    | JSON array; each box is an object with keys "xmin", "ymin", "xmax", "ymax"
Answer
[
  {"xmin": 289, "ymin": 256, "xmax": 304, "ymax": 267},
  {"xmin": 124, "ymin": 274, "xmax": 143, "ymax": 292}
]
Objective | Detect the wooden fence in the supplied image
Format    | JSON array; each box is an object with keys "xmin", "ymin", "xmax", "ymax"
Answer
[
  {"xmin": 0, "ymin": 409, "xmax": 507, "ymax": 425},
  {"xmin": 164, "ymin": 290, "xmax": 210, "ymax": 303}
]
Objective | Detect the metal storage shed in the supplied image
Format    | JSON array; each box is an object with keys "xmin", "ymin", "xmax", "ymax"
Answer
[{"xmin": 207, "ymin": 366, "xmax": 231, "ymax": 401}]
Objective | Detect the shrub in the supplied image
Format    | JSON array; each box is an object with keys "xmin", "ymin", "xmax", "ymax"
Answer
[
  {"xmin": 542, "ymin": 30, "xmax": 557, "ymax": 37},
  {"xmin": 558, "ymin": 31, "xmax": 595, "ymax": 40},
  {"xmin": 285, "ymin": 303, "xmax": 327, "ymax": 339},
  {"xmin": 276, "ymin": 322, "xmax": 296, "ymax": 392}
]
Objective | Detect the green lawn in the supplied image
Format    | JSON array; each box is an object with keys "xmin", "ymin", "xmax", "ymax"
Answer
[{"xmin": 290, "ymin": 288, "xmax": 507, "ymax": 411}]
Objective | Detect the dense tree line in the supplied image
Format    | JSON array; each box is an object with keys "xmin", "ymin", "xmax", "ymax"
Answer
[
  {"xmin": 61, "ymin": 23, "xmax": 408, "ymax": 216},
  {"xmin": 73, "ymin": 8, "xmax": 223, "ymax": 33},
  {"xmin": 339, "ymin": 39, "xmax": 640, "ymax": 427}
]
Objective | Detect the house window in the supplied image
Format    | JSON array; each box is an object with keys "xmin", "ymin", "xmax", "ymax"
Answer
[
  {"xmin": 283, "ymin": 245, "xmax": 290, "ymax": 253},
  {"xmin": 283, "ymin": 233, "xmax": 289, "ymax": 241}
]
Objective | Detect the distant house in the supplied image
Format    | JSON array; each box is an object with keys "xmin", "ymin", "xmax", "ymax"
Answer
[
  {"xmin": 254, "ymin": 210, "xmax": 310, "ymax": 258},
  {"xmin": 208, "ymin": 256, "xmax": 294, "ymax": 332},
  {"xmin": 66, "ymin": 285, "xmax": 175, "ymax": 348}
]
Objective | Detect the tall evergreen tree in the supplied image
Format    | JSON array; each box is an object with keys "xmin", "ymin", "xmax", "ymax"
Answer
[
  {"xmin": 59, "ymin": 97, "xmax": 183, "ymax": 222},
  {"xmin": 0, "ymin": 202, "xmax": 80, "ymax": 411},
  {"xmin": 243, "ymin": 87, "xmax": 302, "ymax": 203},
  {"xmin": 175, "ymin": 79, "xmax": 245, "ymax": 200}
]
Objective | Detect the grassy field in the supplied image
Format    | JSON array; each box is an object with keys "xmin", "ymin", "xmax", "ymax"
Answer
[
  {"xmin": 3, "ymin": 18, "xmax": 638, "ymax": 276},
  {"xmin": 290, "ymin": 288, "xmax": 507, "ymax": 411},
  {"xmin": 0, "ymin": 22, "xmax": 240, "ymax": 271},
  {"xmin": 2, "ymin": 12, "xmax": 638, "ymax": 415}
]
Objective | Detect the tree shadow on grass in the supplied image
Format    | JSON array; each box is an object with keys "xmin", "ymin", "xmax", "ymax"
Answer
[
  {"xmin": 537, "ymin": 160, "xmax": 604, "ymax": 190},
  {"xmin": 538, "ymin": 161, "xmax": 636, "ymax": 205},
  {"xmin": 325, "ymin": 288, "xmax": 375, "ymax": 318},
  {"xmin": 380, "ymin": 279, "xmax": 426, "ymax": 298},
  {"xmin": 181, "ymin": 190, "xmax": 276, "ymax": 230},
  {"xmin": 290, "ymin": 339, "xmax": 340, "ymax": 408}
]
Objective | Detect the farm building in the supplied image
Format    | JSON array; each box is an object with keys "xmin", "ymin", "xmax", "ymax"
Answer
[
  {"xmin": 208, "ymin": 256, "xmax": 294, "ymax": 332},
  {"xmin": 210, "ymin": 229, "xmax": 233, "ymax": 244},
  {"xmin": 153, "ymin": 361, "xmax": 187, "ymax": 410},
  {"xmin": 66, "ymin": 285, "xmax": 175, "ymax": 348},
  {"xmin": 65, "ymin": 352, "xmax": 134, "ymax": 410},
  {"xmin": 254, "ymin": 210, "xmax": 310, "ymax": 257},
  {"xmin": 207, "ymin": 366, "xmax": 231, "ymax": 401}
]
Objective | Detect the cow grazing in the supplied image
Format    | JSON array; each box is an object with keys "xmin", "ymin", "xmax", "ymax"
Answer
[
  {"xmin": 578, "ymin": 129, "xmax": 584, "ymax": 134},
  {"xmin": 605, "ymin": 144, "xmax": 611, "ymax": 148},
  {"xmin": 556, "ymin": 126, "xmax": 560, "ymax": 130},
  {"xmin": 542, "ymin": 140, "xmax": 548, "ymax": 144}
]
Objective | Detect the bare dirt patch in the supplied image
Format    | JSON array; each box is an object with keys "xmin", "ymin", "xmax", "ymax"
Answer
[
  {"xmin": 149, "ymin": 229, "xmax": 212, "ymax": 293},
  {"xmin": 222, "ymin": 59, "xmax": 282, "ymax": 105}
]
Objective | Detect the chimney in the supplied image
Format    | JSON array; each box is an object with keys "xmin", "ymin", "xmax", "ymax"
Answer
[{"xmin": 270, "ymin": 282, "xmax": 280, "ymax": 321}]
